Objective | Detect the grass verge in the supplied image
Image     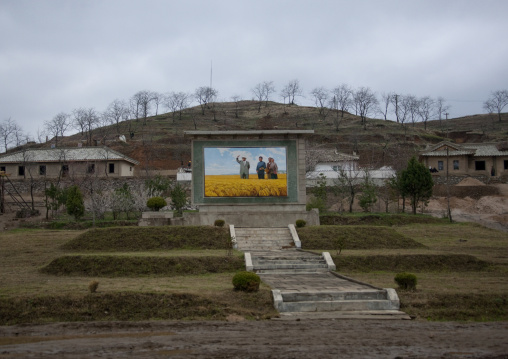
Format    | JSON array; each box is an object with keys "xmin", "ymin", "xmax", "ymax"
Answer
[
  {"xmin": 0, "ymin": 290, "xmax": 277, "ymax": 325},
  {"xmin": 298, "ymin": 225, "xmax": 425, "ymax": 249},
  {"xmin": 62, "ymin": 226, "xmax": 230, "ymax": 251},
  {"xmin": 41, "ymin": 255, "xmax": 244, "ymax": 277}
]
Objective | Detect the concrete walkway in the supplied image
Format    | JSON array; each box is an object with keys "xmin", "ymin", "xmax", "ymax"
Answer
[{"xmin": 233, "ymin": 226, "xmax": 410, "ymax": 320}]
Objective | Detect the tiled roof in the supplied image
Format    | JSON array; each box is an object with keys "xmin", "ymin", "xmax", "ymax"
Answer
[
  {"xmin": 0, "ymin": 147, "xmax": 139, "ymax": 165},
  {"xmin": 307, "ymin": 149, "xmax": 359, "ymax": 162},
  {"xmin": 420, "ymin": 142, "xmax": 508, "ymax": 158}
]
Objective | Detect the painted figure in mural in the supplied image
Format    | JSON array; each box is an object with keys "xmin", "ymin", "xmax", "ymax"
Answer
[
  {"xmin": 256, "ymin": 156, "xmax": 266, "ymax": 179},
  {"xmin": 236, "ymin": 155, "xmax": 250, "ymax": 179},
  {"xmin": 269, "ymin": 157, "xmax": 278, "ymax": 179}
]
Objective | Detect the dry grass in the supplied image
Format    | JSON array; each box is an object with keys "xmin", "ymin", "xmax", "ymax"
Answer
[{"xmin": 1, "ymin": 221, "xmax": 508, "ymax": 323}]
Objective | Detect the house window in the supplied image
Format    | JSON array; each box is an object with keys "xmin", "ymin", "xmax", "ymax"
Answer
[
  {"xmin": 129, "ymin": 167, "xmax": 132, "ymax": 172},
  {"xmin": 87, "ymin": 164, "xmax": 95, "ymax": 174},
  {"xmin": 39, "ymin": 165, "xmax": 46, "ymax": 176},
  {"xmin": 108, "ymin": 163, "xmax": 115, "ymax": 174},
  {"xmin": 18, "ymin": 166, "xmax": 25, "ymax": 176},
  {"xmin": 62, "ymin": 165, "xmax": 69, "ymax": 177},
  {"xmin": 437, "ymin": 161, "xmax": 444, "ymax": 171},
  {"xmin": 332, "ymin": 165, "xmax": 341, "ymax": 171},
  {"xmin": 475, "ymin": 161, "xmax": 486, "ymax": 171},
  {"xmin": 504, "ymin": 160, "xmax": 508, "ymax": 170},
  {"xmin": 453, "ymin": 160, "xmax": 459, "ymax": 170},
  {"xmin": 0, "ymin": 166, "xmax": 5, "ymax": 173}
]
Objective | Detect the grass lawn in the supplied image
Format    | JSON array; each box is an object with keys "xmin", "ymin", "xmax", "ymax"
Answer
[{"xmin": 0, "ymin": 218, "xmax": 507, "ymax": 323}]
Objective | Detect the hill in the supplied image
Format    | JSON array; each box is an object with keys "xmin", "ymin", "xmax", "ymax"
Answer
[{"xmin": 51, "ymin": 101, "xmax": 508, "ymax": 171}]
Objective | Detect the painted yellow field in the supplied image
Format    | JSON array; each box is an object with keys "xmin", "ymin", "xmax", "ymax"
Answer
[{"xmin": 205, "ymin": 174, "xmax": 287, "ymax": 197}]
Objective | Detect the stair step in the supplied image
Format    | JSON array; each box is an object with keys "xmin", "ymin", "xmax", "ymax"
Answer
[
  {"xmin": 255, "ymin": 268, "xmax": 330, "ymax": 274},
  {"xmin": 281, "ymin": 290, "xmax": 388, "ymax": 302},
  {"xmin": 254, "ymin": 261, "xmax": 326, "ymax": 267},
  {"xmin": 278, "ymin": 299, "xmax": 396, "ymax": 312},
  {"xmin": 254, "ymin": 263, "xmax": 328, "ymax": 269}
]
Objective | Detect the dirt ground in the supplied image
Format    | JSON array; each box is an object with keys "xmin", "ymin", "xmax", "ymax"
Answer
[
  {"xmin": 0, "ymin": 319, "xmax": 507, "ymax": 358},
  {"xmin": 426, "ymin": 184, "xmax": 508, "ymax": 233},
  {"xmin": 1, "ymin": 185, "xmax": 507, "ymax": 358}
]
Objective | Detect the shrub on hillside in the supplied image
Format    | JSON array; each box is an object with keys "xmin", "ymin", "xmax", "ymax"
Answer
[
  {"xmin": 232, "ymin": 271, "xmax": 261, "ymax": 292},
  {"xmin": 295, "ymin": 219, "xmax": 306, "ymax": 228},
  {"xmin": 214, "ymin": 219, "xmax": 225, "ymax": 227},
  {"xmin": 146, "ymin": 197, "xmax": 167, "ymax": 211},
  {"xmin": 394, "ymin": 272, "xmax": 417, "ymax": 290}
]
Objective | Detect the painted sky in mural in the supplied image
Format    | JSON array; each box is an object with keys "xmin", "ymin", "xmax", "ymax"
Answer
[{"xmin": 204, "ymin": 147, "xmax": 286, "ymax": 175}]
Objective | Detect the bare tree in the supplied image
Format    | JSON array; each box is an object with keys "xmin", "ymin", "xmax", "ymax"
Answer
[
  {"xmin": 407, "ymin": 95, "xmax": 419, "ymax": 127},
  {"xmin": 333, "ymin": 166, "xmax": 362, "ymax": 213},
  {"xmin": 328, "ymin": 96, "xmax": 341, "ymax": 131},
  {"xmin": 353, "ymin": 87, "xmax": 379, "ymax": 130},
  {"xmin": 151, "ymin": 92, "xmax": 164, "ymax": 116},
  {"xmin": 165, "ymin": 92, "xmax": 191, "ymax": 121},
  {"xmin": 310, "ymin": 87, "xmax": 329, "ymax": 118},
  {"xmin": 130, "ymin": 90, "xmax": 155, "ymax": 124},
  {"xmin": 0, "ymin": 118, "xmax": 25, "ymax": 152},
  {"xmin": 280, "ymin": 79, "xmax": 303, "ymax": 105},
  {"xmin": 73, "ymin": 108, "xmax": 99, "ymax": 146},
  {"xmin": 45, "ymin": 112, "xmax": 70, "ymax": 147},
  {"xmin": 251, "ymin": 81, "xmax": 275, "ymax": 112},
  {"xmin": 483, "ymin": 89, "xmax": 508, "ymax": 122},
  {"xmin": 393, "ymin": 95, "xmax": 410, "ymax": 127},
  {"xmin": 194, "ymin": 86, "xmax": 218, "ymax": 115},
  {"xmin": 230, "ymin": 95, "xmax": 242, "ymax": 118},
  {"xmin": 417, "ymin": 96, "xmax": 435, "ymax": 130},
  {"xmin": 36, "ymin": 127, "xmax": 46, "ymax": 144},
  {"xmin": 379, "ymin": 93, "xmax": 393, "ymax": 120},
  {"xmin": 331, "ymin": 84, "xmax": 353, "ymax": 119},
  {"xmin": 104, "ymin": 99, "xmax": 129, "ymax": 134},
  {"xmin": 436, "ymin": 96, "xmax": 450, "ymax": 130}
]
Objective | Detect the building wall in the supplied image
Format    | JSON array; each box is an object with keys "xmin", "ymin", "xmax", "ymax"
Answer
[{"xmin": 0, "ymin": 160, "xmax": 136, "ymax": 179}]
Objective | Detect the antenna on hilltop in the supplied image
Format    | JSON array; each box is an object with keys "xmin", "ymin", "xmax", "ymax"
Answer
[{"xmin": 210, "ymin": 60, "xmax": 213, "ymax": 88}]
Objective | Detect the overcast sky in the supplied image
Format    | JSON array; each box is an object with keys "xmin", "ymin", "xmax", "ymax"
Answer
[{"xmin": 1, "ymin": 0, "xmax": 507, "ymax": 141}]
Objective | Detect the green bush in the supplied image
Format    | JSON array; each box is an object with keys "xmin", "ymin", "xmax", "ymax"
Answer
[
  {"xmin": 214, "ymin": 219, "xmax": 225, "ymax": 227},
  {"xmin": 295, "ymin": 219, "xmax": 306, "ymax": 228},
  {"xmin": 232, "ymin": 271, "xmax": 261, "ymax": 292},
  {"xmin": 306, "ymin": 197, "xmax": 326, "ymax": 213},
  {"xmin": 66, "ymin": 185, "xmax": 85, "ymax": 221},
  {"xmin": 394, "ymin": 272, "xmax": 418, "ymax": 290},
  {"xmin": 146, "ymin": 197, "xmax": 167, "ymax": 211}
]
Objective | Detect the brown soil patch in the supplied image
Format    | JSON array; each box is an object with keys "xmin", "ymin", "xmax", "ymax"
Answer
[
  {"xmin": 456, "ymin": 177, "xmax": 486, "ymax": 186},
  {"xmin": 0, "ymin": 320, "xmax": 506, "ymax": 358}
]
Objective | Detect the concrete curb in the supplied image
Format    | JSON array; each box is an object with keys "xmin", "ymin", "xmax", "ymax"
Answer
[
  {"xmin": 244, "ymin": 252, "xmax": 253, "ymax": 272},
  {"xmin": 322, "ymin": 252, "xmax": 336, "ymax": 271},
  {"xmin": 229, "ymin": 224, "xmax": 237, "ymax": 249},
  {"xmin": 272, "ymin": 289, "xmax": 283, "ymax": 311},
  {"xmin": 288, "ymin": 224, "xmax": 301, "ymax": 248}
]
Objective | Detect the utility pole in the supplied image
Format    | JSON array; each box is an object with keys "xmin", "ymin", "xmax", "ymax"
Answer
[
  {"xmin": 394, "ymin": 94, "xmax": 399, "ymax": 123},
  {"xmin": 446, "ymin": 146, "xmax": 452, "ymax": 222}
]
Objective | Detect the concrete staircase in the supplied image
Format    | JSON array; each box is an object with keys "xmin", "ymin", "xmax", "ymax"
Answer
[
  {"xmin": 232, "ymin": 226, "xmax": 408, "ymax": 319},
  {"xmin": 234, "ymin": 227, "xmax": 295, "ymax": 250},
  {"xmin": 251, "ymin": 250, "xmax": 330, "ymax": 274}
]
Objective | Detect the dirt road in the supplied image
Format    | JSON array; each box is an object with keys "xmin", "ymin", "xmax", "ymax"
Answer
[{"xmin": 0, "ymin": 319, "xmax": 507, "ymax": 358}]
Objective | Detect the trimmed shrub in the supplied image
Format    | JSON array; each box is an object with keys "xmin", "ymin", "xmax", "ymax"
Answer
[
  {"xmin": 146, "ymin": 197, "xmax": 167, "ymax": 211},
  {"xmin": 214, "ymin": 219, "xmax": 225, "ymax": 227},
  {"xmin": 232, "ymin": 271, "xmax": 261, "ymax": 292},
  {"xmin": 88, "ymin": 280, "xmax": 99, "ymax": 293},
  {"xmin": 295, "ymin": 219, "xmax": 306, "ymax": 228},
  {"xmin": 394, "ymin": 272, "xmax": 418, "ymax": 290}
]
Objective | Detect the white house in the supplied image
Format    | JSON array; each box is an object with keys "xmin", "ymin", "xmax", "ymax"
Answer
[{"xmin": 306, "ymin": 149, "xmax": 395, "ymax": 186}]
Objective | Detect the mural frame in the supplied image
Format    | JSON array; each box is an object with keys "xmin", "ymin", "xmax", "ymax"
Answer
[{"xmin": 192, "ymin": 139, "xmax": 299, "ymax": 204}]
